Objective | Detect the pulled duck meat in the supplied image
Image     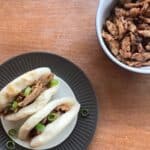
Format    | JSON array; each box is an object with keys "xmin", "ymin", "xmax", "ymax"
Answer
[
  {"xmin": 29, "ymin": 104, "xmax": 71, "ymax": 138},
  {"xmin": 18, "ymin": 74, "xmax": 53, "ymax": 107},
  {"xmin": 3, "ymin": 74, "xmax": 54, "ymax": 115}
]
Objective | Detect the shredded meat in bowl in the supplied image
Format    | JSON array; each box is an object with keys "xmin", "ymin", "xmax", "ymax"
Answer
[{"xmin": 102, "ymin": 0, "xmax": 150, "ymax": 67}]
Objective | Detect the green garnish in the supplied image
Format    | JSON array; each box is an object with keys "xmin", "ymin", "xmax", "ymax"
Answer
[
  {"xmin": 24, "ymin": 86, "xmax": 32, "ymax": 96},
  {"xmin": 80, "ymin": 108, "xmax": 89, "ymax": 118},
  {"xmin": 47, "ymin": 113, "xmax": 58, "ymax": 122},
  {"xmin": 11, "ymin": 101, "xmax": 18, "ymax": 111},
  {"xmin": 8, "ymin": 129, "xmax": 17, "ymax": 138},
  {"xmin": 50, "ymin": 79, "xmax": 59, "ymax": 87},
  {"xmin": 6, "ymin": 140, "xmax": 15, "ymax": 150},
  {"xmin": 35, "ymin": 123, "xmax": 45, "ymax": 133}
]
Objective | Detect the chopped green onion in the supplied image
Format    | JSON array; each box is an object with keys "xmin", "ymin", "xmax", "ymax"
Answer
[
  {"xmin": 48, "ymin": 113, "xmax": 58, "ymax": 122},
  {"xmin": 24, "ymin": 86, "xmax": 32, "ymax": 96},
  {"xmin": 35, "ymin": 123, "xmax": 45, "ymax": 133},
  {"xmin": 8, "ymin": 129, "xmax": 17, "ymax": 138},
  {"xmin": 6, "ymin": 140, "xmax": 15, "ymax": 150},
  {"xmin": 80, "ymin": 108, "xmax": 89, "ymax": 118},
  {"xmin": 11, "ymin": 101, "xmax": 18, "ymax": 110},
  {"xmin": 50, "ymin": 79, "xmax": 59, "ymax": 87}
]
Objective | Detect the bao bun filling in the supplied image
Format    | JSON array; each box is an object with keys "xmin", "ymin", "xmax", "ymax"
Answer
[
  {"xmin": 29, "ymin": 104, "xmax": 71, "ymax": 138},
  {"xmin": 2, "ymin": 74, "xmax": 58, "ymax": 115}
]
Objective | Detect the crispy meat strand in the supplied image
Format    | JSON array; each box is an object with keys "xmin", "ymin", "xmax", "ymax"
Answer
[
  {"xmin": 139, "ymin": 16, "xmax": 150, "ymax": 24},
  {"xmin": 126, "ymin": 60, "xmax": 150, "ymax": 67},
  {"xmin": 145, "ymin": 43, "xmax": 150, "ymax": 51},
  {"xmin": 129, "ymin": 8, "xmax": 141, "ymax": 17},
  {"xmin": 102, "ymin": 31, "xmax": 119, "ymax": 55},
  {"xmin": 102, "ymin": 31, "xmax": 114, "ymax": 41},
  {"xmin": 130, "ymin": 32, "xmax": 136, "ymax": 43},
  {"xmin": 128, "ymin": 21, "xmax": 137, "ymax": 32},
  {"xmin": 108, "ymin": 40, "xmax": 120, "ymax": 56},
  {"xmin": 115, "ymin": 17, "xmax": 127, "ymax": 39},
  {"xmin": 120, "ymin": 36, "xmax": 132, "ymax": 58},
  {"xmin": 141, "ymin": 2, "xmax": 149, "ymax": 14},
  {"xmin": 124, "ymin": 0, "xmax": 150, "ymax": 8},
  {"xmin": 137, "ymin": 43, "xmax": 145, "ymax": 53},
  {"xmin": 125, "ymin": 61, "xmax": 141, "ymax": 67},
  {"xmin": 130, "ymin": 32, "xmax": 138, "ymax": 52},
  {"xmin": 121, "ymin": 36, "xmax": 131, "ymax": 52},
  {"xmin": 138, "ymin": 30, "xmax": 150, "ymax": 37},
  {"xmin": 145, "ymin": 8, "xmax": 150, "ymax": 17},
  {"xmin": 119, "ymin": 50, "xmax": 132, "ymax": 58},
  {"xmin": 132, "ymin": 52, "xmax": 150, "ymax": 61},
  {"xmin": 138, "ymin": 23, "xmax": 150, "ymax": 30},
  {"xmin": 124, "ymin": 2, "xmax": 142, "ymax": 8},
  {"xmin": 106, "ymin": 20, "xmax": 118, "ymax": 36},
  {"xmin": 115, "ymin": 8, "xmax": 128, "ymax": 17}
]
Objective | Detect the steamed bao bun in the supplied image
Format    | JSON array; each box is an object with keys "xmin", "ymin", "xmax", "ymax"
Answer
[
  {"xmin": 18, "ymin": 97, "xmax": 80, "ymax": 148},
  {"xmin": 0, "ymin": 67, "xmax": 59, "ymax": 121}
]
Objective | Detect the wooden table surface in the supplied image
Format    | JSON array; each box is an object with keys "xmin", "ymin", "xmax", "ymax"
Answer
[{"xmin": 0, "ymin": 1, "xmax": 150, "ymax": 150}]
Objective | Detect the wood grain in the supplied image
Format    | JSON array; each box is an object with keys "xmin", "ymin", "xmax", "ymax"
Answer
[{"xmin": 0, "ymin": 1, "xmax": 150, "ymax": 150}]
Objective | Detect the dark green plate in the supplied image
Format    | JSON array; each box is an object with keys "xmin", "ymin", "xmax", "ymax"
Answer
[{"xmin": 0, "ymin": 52, "xmax": 98, "ymax": 150}]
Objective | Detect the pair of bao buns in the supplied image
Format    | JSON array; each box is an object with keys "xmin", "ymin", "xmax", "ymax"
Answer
[{"xmin": 0, "ymin": 67, "xmax": 80, "ymax": 148}]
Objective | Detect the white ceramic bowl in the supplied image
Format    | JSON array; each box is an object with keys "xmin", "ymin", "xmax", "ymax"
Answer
[{"xmin": 96, "ymin": 0, "xmax": 150, "ymax": 74}]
